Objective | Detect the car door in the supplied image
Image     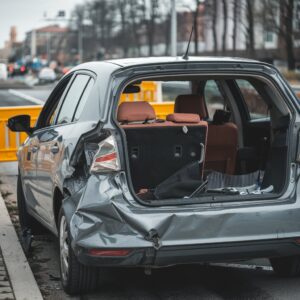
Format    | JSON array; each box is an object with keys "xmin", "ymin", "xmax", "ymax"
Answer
[
  {"xmin": 34, "ymin": 72, "xmax": 95, "ymax": 226},
  {"xmin": 24, "ymin": 75, "xmax": 73, "ymax": 220}
]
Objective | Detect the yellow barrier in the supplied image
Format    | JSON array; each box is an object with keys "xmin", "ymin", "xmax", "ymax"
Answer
[
  {"xmin": 0, "ymin": 106, "xmax": 42, "ymax": 162},
  {"xmin": 0, "ymin": 102, "xmax": 175, "ymax": 162}
]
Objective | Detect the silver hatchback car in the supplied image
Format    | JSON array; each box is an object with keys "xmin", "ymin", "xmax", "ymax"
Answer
[{"xmin": 8, "ymin": 57, "xmax": 300, "ymax": 295}]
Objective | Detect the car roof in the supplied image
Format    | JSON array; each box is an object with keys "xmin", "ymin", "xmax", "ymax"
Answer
[
  {"xmin": 71, "ymin": 56, "xmax": 269, "ymax": 76},
  {"xmin": 106, "ymin": 56, "xmax": 259, "ymax": 67}
]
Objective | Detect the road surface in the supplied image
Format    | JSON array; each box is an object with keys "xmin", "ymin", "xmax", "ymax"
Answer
[
  {"xmin": 0, "ymin": 170, "xmax": 299, "ymax": 300},
  {"xmin": 0, "ymin": 84, "xmax": 53, "ymax": 107}
]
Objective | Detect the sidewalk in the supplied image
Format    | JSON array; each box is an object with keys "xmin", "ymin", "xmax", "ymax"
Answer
[
  {"xmin": 0, "ymin": 248, "xmax": 14, "ymax": 300},
  {"xmin": 0, "ymin": 165, "xmax": 43, "ymax": 300}
]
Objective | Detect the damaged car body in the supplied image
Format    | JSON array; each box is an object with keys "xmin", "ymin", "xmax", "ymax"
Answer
[{"xmin": 8, "ymin": 57, "xmax": 300, "ymax": 295}]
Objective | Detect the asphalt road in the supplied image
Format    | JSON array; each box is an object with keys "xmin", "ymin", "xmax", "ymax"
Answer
[
  {"xmin": 0, "ymin": 84, "xmax": 53, "ymax": 107},
  {"xmin": 0, "ymin": 171, "xmax": 299, "ymax": 300}
]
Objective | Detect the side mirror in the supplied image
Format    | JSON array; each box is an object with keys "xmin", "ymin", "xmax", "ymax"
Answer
[{"xmin": 7, "ymin": 115, "xmax": 33, "ymax": 135}]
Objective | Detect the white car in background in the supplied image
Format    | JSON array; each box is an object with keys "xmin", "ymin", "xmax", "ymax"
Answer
[
  {"xmin": 38, "ymin": 67, "xmax": 56, "ymax": 83},
  {"xmin": 0, "ymin": 63, "xmax": 8, "ymax": 80}
]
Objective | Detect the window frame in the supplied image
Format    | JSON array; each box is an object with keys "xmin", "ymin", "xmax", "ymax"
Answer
[
  {"xmin": 34, "ymin": 72, "xmax": 75, "ymax": 130},
  {"xmin": 53, "ymin": 70, "xmax": 96, "ymax": 126}
]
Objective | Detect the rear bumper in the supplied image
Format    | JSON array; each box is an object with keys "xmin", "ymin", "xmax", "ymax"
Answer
[{"xmin": 77, "ymin": 238, "xmax": 300, "ymax": 267}]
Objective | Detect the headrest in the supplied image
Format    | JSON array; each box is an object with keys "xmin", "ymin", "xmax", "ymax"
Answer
[
  {"xmin": 166, "ymin": 113, "xmax": 200, "ymax": 123},
  {"xmin": 212, "ymin": 109, "xmax": 231, "ymax": 125},
  {"xmin": 117, "ymin": 101, "xmax": 156, "ymax": 123},
  {"xmin": 174, "ymin": 94, "xmax": 208, "ymax": 119}
]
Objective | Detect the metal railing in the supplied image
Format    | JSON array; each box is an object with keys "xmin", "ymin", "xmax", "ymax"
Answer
[{"xmin": 0, "ymin": 106, "xmax": 42, "ymax": 162}]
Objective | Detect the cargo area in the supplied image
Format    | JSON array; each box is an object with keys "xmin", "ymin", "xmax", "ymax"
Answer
[{"xmin": 117, "ymin": 75, "xmax": 292, "ymax": 202}]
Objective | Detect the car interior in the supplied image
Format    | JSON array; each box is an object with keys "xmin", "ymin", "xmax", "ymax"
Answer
[{"xmin": 117, "ymin": 76, "xmax": 292, "ymax": 202}]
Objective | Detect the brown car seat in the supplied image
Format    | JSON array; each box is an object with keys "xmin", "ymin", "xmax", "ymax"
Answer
[{"xmin": 175, "ymin": 94, "xmax": 238, "ymax": 174}]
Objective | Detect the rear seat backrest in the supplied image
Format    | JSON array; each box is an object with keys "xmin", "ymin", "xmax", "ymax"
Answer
[
  {"xmin": 175, "ymin": 94, "xmax": 238, "ymax": 174},
  {"xmin": 117, "ymin": 102, "xmax": 208, "ymax": 192},
  {"xmin": 175, "ymin": 94, "xmax": 208, "ymax": 119},
  {"xmin": 117, "ymin": 101, "xmax": 156, "ymax": 123}
]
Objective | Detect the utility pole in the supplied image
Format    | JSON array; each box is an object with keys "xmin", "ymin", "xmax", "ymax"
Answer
[
  {"xmin": 171, "ymin": 0, "xmax": 177, "ymax": 56},
  {"xmin": 78, "ymin": 25, "xmax": 83, "ymax": 63},
  {"xmin": 31, "ymin": 29, "xmax": 36, "ymax": 57}
]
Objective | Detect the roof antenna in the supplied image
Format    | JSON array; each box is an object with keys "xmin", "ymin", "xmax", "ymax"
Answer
[{"xmin": 182, "ymin": 25, "xmax": 194, "ymax": 60}]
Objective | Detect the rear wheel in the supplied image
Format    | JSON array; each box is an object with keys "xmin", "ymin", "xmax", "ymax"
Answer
[
  {"xmin": 270, "ymin": 256, "xmax": 300, "ymax": 277},
  {"xmin": 58, "ymin": 208, "xmax": 98, "ymax": 295}
]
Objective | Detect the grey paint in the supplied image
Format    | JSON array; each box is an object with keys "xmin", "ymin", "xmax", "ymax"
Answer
[{"xmin": 17, "ymin": 57, "xmax": 300, "ymax": 265}]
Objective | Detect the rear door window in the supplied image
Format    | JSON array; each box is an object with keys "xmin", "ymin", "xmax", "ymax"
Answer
[
  {"xmin": 73, "ymin": 78, "xmax": 95, "ymax": 122},
  {"xmin": 204, "ymin": 80, "xmax": 225, "ymax": 119},
  {"xmin": 56, "ymin": 74, "xmax": 90, "ymax": 125},
  {"xmin": 235, "ymin": 79, "xmax": 269, "ymax": 120}
]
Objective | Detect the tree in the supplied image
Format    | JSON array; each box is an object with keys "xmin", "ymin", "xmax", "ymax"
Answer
[
  {"xmin": 194, "ymin": 0, "xmax": 201, "ymax": 55},
  {"xmin": 245, "ymin": 0, "xmax": 255, "ymax": 58},
  {"xmin": 117, "ymin": 0, "xmax": 130, "ymax": 57},
  {"xmin": 221, "ymin": 0, "xmax": 228, "ymax": 55},
  {"xmin": 263, "ymin": 0, "xmax": 295, "ymax": 70},
  {"xmin": 212, "ymin": 0, "xmax": 218, "ymax": 55},
  {"xmin": 281, "ymin": 0, "xmax": 295, "ymax": 70},
  {"xmin": 232, "ymin": 0, "xmax": 239, "ymax": 54},
  {"xmin": 144, "ymin": 0, "xmax": 159, "ymax": 56}
]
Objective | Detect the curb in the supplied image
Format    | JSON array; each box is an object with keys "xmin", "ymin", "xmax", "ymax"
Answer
[{"xmin": 0, "ymin": 193, "xmax": 43, "ymax": 300}]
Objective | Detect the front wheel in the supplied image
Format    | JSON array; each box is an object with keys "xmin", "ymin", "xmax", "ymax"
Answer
[
  {"xmin": 58, "ymin": 208, "xmax": 98, "ymax": 295},
  {"xmin": 270, "ymin": 256, "xmax": 300, "ymax": 277}
]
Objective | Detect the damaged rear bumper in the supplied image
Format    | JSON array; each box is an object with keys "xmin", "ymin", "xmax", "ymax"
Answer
[
  {"xmin": 76, "ymin": 238, "xmax": 300, "ymax": 267},
  {"xmin": 62, "ymin": 174, "xmax": 300, "ymax": 268}
]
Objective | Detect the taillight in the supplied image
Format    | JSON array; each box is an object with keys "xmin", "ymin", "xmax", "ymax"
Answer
[{"xmin": 90, "ymin": 135, "xmax": 121, "ymax": 173}]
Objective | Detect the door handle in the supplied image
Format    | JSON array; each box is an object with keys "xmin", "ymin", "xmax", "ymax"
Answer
[
  {"xmin": 31, "ymin": 146, "xmax": 39, "ymax": 153},
  {"xmin": 50, "ymin": 145, "xmax": 59, "ymax": 154}
]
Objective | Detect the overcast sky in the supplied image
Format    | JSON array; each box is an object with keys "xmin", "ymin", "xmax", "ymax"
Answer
[{"xmin": 0, "ymin": 0, "xmax": 85, "ymax": 48}]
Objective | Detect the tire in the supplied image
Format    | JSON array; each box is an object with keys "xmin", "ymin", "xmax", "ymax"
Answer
[
  {"xmin": 270, "ymin": 256, "xmax": 300, "ymax": 277},
  {"xmin": 17, "ymin": 174, "xmax": 46, "ymax": 235},
  {"xmin": 58, "ymin": 207, "xmax": 98, "ymax": 295}
]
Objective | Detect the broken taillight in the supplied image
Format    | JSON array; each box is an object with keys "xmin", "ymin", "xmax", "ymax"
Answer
[{"xmin": 90, "ymin": 135, "xmax": 121, "ymax": 173}]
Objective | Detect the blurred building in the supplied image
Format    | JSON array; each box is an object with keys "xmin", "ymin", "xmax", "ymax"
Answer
[
  {"xmin": 24, "ymin": 25, "xmax": 78, "ymax": 65},
  {"xmin": 0, "ymin": 26, "xmax": 23, "ymax": 62}
]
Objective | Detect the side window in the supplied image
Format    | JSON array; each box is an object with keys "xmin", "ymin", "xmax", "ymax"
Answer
[
  {"xmin": 236, "ymin": 79, "xmax": 269, "ymax": 120},
  {"xmin": 204, "ymin": 80, "xmax": 225, "ymax": 119},
  {"xmin": 56, "ymin": 74, "xmax": 90, "ymax": 125},
  {"xmin": 41, "ymin": 76, "xmax": 72, "ymax": 128},
  {"xmin": 73, "ymin": 78, "xmax": 95, "ymax": 122}
]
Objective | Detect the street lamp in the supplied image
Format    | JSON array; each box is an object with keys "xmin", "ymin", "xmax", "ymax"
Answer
[{"xmin": 78, "ymin": 19, "xmax": 92, "ymax": 64}]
